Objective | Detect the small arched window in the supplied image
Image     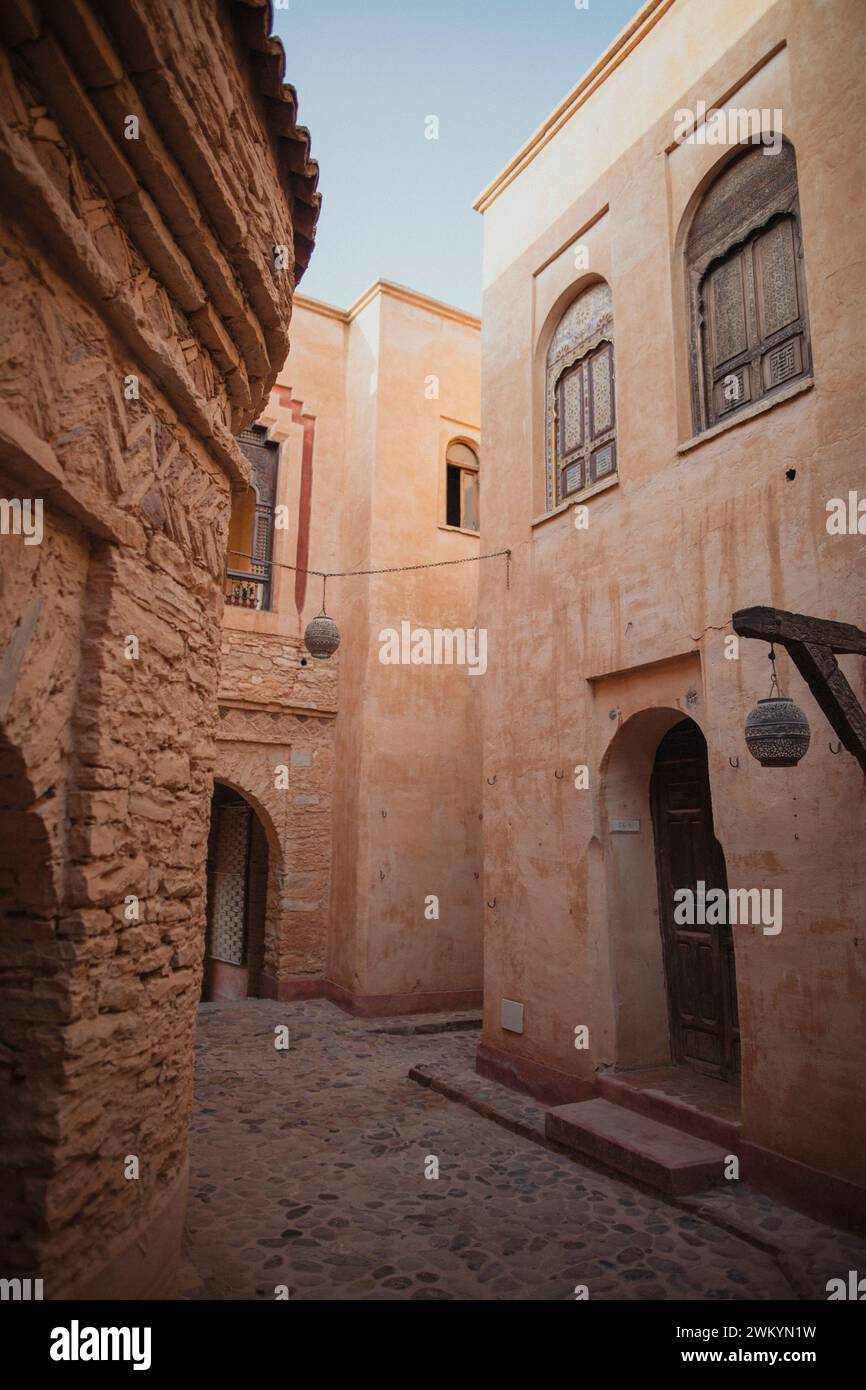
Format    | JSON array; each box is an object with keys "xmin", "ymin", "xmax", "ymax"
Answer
[
  {"xmin": 686, "ymin": 141, "xmax": 812, "ymax": 433},
  {"xmin": 445, "ymin": 439, "xmax": 479, "ymax": 531},
  {"xmin": 545, "ymin": 282, "xmax": 616, "ymax": 510}
]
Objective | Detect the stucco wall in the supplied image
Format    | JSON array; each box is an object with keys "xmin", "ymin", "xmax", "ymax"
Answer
[
  {"xmin": 285, "ymin": 286, "xmax": 485, "ymax": 1008},
  {"xmin": 477, "ymin": 0, "xmax": 866, "ymax": 1195},
  {"xmin": 214, "ymin": 286, "xmax": 484, "ymax": 1009}
]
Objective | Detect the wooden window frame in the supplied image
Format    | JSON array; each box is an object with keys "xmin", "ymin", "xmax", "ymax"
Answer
[
  {"xmin": 445, "ymin": 439, "xmax": 480, "ymax": 533},
  {"xmin": 552, "ymin": 339, "xmax": 617, "ymax": 504},
  {"xmin": 686, "ymin": 142, "xmax": 813, "ymax": 436},
  {"xmin": 545, "ymin": 283, "xmax": 617, "ymax": 511},
  {"xmin": 229, "ymin": 425, "xmax": 279, "ymax": 610}
]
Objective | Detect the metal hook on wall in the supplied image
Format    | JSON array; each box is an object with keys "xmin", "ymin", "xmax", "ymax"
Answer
[
  {"xmin": 486, "ymin": 898, "xmax": 496, "ymax": 909},
  {"xmin": 486, "ymin": 775, "xmax": 497, "ymax": 785},
  {"xmin": 729, "ymin": 755, "xmax": 739, "ymax": 768},
  {"xmin": 829, "ymin": 741, "xmax": 842, "ymax": 755},
  {"xmin": 554, "ymin": 769, "xmax": 564, "ymax": 780}
]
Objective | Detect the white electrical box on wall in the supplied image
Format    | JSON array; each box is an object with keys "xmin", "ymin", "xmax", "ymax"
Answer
[{"xmin": 500, "ymin": 998, "xmax": 525, "ymax": 1034}]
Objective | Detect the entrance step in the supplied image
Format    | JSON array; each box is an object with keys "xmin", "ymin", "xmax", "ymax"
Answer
[
  {"xmin": 597, "ymin": 1070, "xmax": 740, "ymax": 1150},
  {"xmin": 545, "ymin": 1098, "xmax": 729, "ymax": 1196}
]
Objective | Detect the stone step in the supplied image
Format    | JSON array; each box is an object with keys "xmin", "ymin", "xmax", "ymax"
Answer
[
  {"xmin": 545, "ymin": 1098, "xmax": 729, "ymax": 1196},
  {"xmin": 596, "ymin": 1073, "xmax": 740, "ymax": 1151}
]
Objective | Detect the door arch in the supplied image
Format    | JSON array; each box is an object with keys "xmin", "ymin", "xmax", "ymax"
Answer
[
  {"xmin": 650, "ymin": 718, "xmax": 740, "ymax": 1081},
  {"xmin": 202, "ymin": 783, "xmax": 269, "ymax": 1002}
]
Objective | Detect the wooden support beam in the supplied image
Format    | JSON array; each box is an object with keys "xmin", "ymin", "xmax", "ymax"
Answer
[
  {"xmin": 731, "ymin": 606, "xmax": 866, "ymax": 776},
  {"xmin": 788, "ymin": 641, "xmax": 866, "ymax": 776},
  {"xmin": 733, "ymin": 605, "xmax": 866, "ymax": 657}
]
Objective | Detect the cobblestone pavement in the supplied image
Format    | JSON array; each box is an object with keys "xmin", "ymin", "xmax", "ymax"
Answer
[{"xmin": 181, "ymin": 999, "xmax": 865, "ymax": 1301}]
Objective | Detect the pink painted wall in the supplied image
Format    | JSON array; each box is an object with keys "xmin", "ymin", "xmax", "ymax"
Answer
[
  {"xmin": 289, "ymin": 286, "xmax": 484, "ymax": 1004},
  {"xmin": 476, "ymin": 0, "xmax": 866, "ymax": 1191}
]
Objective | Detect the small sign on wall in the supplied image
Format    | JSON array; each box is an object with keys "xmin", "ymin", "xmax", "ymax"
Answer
[{"xmin": 611, "ymin": 818, "xmax": 640, "ymax": 833}]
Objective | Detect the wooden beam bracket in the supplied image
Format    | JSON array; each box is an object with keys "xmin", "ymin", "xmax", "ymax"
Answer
[{"xmin": 732, "ymin": 606, "xmax": 866, "ymax": 776}]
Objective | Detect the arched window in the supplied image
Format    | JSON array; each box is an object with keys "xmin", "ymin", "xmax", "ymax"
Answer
[
  {"xmin": 226, "ymin": 424, "xmax": 279, "ymax": 609},
  {"xmin": 445, "ymin": 439, "xmax": 479, "ymax": 531},
  {"xmin": 545, "ymin": 282, "xmax": 616, "ymax": 510},
  {"xmin": 686, "ymin": 141, "xmax": 812, "ymax": 433}
]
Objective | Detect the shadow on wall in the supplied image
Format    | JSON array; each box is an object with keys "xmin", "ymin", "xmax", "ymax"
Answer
[{"xmin": 0, "ymin": 727, "xmax": 62, "ymax": 1277}]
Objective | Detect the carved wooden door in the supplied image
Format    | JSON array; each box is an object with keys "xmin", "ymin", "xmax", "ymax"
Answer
[
  {"xmin": 203, "ymin": 798, "xmax": 252, "ymax": 1000},
  {"xmin": 651, "ymin": 720, "xmax": 740, "ymax": 1081}
]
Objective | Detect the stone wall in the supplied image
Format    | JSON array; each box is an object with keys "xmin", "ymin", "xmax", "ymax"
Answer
[
  {"xmin": 214, "ymin": 703, "xmax": 335, "ymax": 986},
  {"xmin": 0, "ymin": 0, "xmax": 317, "ymax": 1297},
  {"xmin": 220, "ymin": 627, "xmax": 337, "ymax": 711}
]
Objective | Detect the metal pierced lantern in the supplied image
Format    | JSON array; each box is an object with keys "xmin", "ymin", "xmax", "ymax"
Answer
[
  {"xmin": 744, "ymin": 646, "xmax": 810, "ymax": 767},
  {"xmin": 304, "ymin": 613, "xmax": 340, "ymax": 659},
  {"xmin": 303, "ymin": 575, "xmax": 340, "ymax": 659}
]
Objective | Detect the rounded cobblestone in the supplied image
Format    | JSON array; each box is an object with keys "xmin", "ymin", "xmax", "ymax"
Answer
[{"xmin": 182, "ymin": 1000, "xmax": 866, "ymax": 1301}]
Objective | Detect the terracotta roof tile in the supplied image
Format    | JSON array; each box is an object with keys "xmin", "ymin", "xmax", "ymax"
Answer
[{"xmin": 232, "ymin": 0, "xmax": 321, "ymax": 280}]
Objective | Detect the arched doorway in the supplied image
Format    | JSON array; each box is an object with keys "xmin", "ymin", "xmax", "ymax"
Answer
[
  {"xmin": 650, "ymin": 719, "xmax": 740, "ymax": 1082},
  {"xmin": 201, "ymin": 783, "xmax": 269, "ymax": 1002}
]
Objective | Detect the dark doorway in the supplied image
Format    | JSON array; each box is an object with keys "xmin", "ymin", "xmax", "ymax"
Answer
[
  {"xmin": 202, "ymin": 784, "xmax": 268, "ymax": 1002},
  {"xmin": 650, "ymin": 719, "xmax": 740, "ymax": 1081}
]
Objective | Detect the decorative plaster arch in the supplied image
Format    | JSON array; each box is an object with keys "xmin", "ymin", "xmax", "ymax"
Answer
[{"xmin": 212, "ymin": 773, "xmax": 284, "ymax": 869}]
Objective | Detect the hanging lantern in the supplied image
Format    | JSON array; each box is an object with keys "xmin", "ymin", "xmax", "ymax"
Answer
[
  {"xmin": 304, "ymin": 613, "xmax": 340, "ymax": 659},
  {"xmin": 303, "ymin": 574, "xmax": 340, "ymax": 659},
  {"xmin": 744, "ymin": 645, "xmax": 810, "ymax": 767}
]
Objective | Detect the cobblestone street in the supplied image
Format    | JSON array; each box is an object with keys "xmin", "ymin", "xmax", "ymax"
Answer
[{"xmin": 182, "ymin": 1000, "xmax": 866, "ymax": 1301}]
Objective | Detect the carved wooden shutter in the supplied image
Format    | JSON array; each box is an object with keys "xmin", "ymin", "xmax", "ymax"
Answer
[
  {"xmin": 237, "ymin": 426, "xmax": 278, "ymax": 608},
  {"xmin": 701, "ymin": 214, "xmax": 808, "ymax": 427},
  {"xmin": 554, "ymin": 341, "xmax": 616, "ymax": 501},
  {"xmin": 688, "ymin": 142, "xmax": 811, "ymax": 433},
  {"xmin": 209, "ymin": 801, "xmax": 251, "ymax": 965},
  {"xmin": 546, "ymin": 282, "xmax": 616, "ymax": 509}
]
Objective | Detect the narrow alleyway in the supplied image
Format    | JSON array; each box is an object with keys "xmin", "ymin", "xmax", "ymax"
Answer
[{"xmin": 181, "ymin": 1000, "xmax": 865, "ymax": 1301}]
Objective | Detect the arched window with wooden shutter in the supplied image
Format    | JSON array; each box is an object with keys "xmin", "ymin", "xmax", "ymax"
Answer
[
  {"xmin": 545, "ymin": 282, "xmax": 616, "ymax": 511},
  {"xmin": 445, "ymin": 439, "xmax": 480, "ymax": 532},
  {"xmin": 226, "ymin": 424, "xmax": 279, "ymax": 609},
  {"xmin": 686, "ymin": 141, "xmax": 812, "ymax": 434}
]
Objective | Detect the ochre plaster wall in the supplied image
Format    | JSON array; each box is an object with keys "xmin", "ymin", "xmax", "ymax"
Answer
[
  {"xmin": 291, "ymin": 286, "xmax": 485, "ymax": 1008},
  {"xmin": 477, "ymin": 0, "xmax": 866, "ymax": 1196}
]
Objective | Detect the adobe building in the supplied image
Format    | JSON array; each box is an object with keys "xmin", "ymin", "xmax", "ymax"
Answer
[
  {"xmin": 0, "ymin": 0, "xmax": 318, "ymax": 1296},
  {"xmin": 474, "ymin": 0, "xmax": 866, "ymax": 1231},
  {"xmin": 207, "ymin": 282, "xmax": 484, "ymax": 1014}
]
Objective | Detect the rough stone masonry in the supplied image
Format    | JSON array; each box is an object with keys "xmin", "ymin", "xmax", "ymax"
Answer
[{"xmin": 0, "ymin": 0, "xmax": 318, "ymax": 1298}]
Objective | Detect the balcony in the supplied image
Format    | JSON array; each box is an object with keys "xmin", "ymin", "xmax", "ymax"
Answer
[{"xmin": 224, "ymin": 563, "xmax": 271, "ymax": 611}]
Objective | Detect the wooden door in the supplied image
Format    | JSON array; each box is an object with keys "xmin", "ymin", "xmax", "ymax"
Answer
[
  {"xmin": 651, "ymin": 720, "xmax": 740, "ymax": 1080},
  {"xmin": 203, "ymin": 797, "xmax": 252, "ymax": 1001}
]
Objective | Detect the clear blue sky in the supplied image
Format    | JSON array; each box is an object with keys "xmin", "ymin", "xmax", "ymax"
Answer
[{"xmin": 272, "ymin": 0, "xmax": 641, "ymax": 315}]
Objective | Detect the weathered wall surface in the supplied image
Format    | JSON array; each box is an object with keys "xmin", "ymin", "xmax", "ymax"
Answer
[
  {"xmin": 477, "ymin": 0, "xmax": 866, "ymax": 1210},
  {"xmin": 215, "ymin": 287, "xmax": 484, "ymax": 1010},
  {"xmin": 325, "ymin": 285, "xmax": 484, "ymax": 1010},
  {"xmin": 214, "ymin": 702, "xmax": 335, "ymax": 986},
  {"xmin": 0, "ymin": 0, "xmax": 317, "ymax": 1297},
  {"xmin": 215, "ymin": 315, "xmax": 343, "ymax": 990}
]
